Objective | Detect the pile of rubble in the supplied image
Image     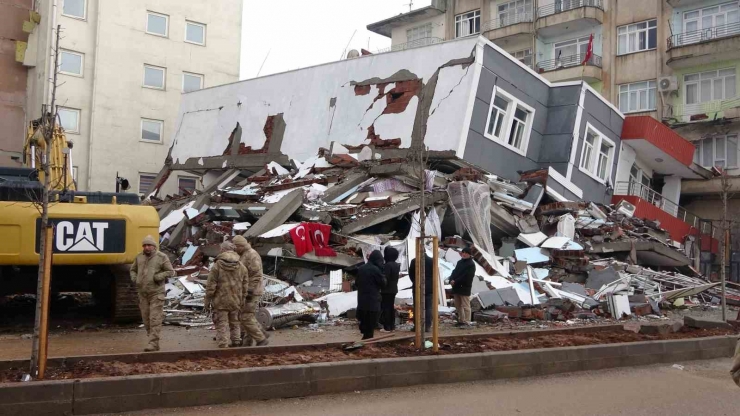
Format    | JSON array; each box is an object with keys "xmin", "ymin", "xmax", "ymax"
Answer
[{"xmin": 150, "ymin": 145, "xmax": 740, "ymax": 329}]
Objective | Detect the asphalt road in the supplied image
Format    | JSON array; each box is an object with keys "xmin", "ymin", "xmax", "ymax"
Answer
[{"xmin": 110, "ymin": 358, "xmax": 740, "ymax": 416}]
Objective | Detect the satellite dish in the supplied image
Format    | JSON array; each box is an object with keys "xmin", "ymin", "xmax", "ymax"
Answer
[{"xmin": 346, "ymin": 49, "xmax": 360, "ymax": 59}]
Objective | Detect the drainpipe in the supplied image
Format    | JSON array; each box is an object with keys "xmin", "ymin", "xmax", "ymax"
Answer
[
  {"xmin": 86, "ymin": 0, "xmax": 102, "ymax": 191},
  {"xmin": 609, "ymin": 0, "xmax": 616, "ymax": 105}
]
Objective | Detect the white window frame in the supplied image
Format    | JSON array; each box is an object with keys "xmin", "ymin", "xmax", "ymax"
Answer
[
  {"xmin": 512, "ymin": 48, "xmax": 532, "ymax": 67},
  {"xmin": 182, "ymin": 72, "xmax": 204, "ymax": 93},
  {"xmin": 618, "ymin": 80, "xmax": 657, "ymax": 113},
  {"xmin": 146, "ymin": 11, "xmax": 169, "ymax": 37},
  {"xmin": 578, "ymin": 122, "xmax": 615, "ymax": 184},
  {"xmin": 140, "ymin": 118, "xmax": 164, "ymax": 143},
  {"xmin": 185, "ymin": 21, "xmax": 207, "ymax": 45},
  {"xmin": 406, "ymin": 23, "xmax": 433, "ymax": 43},
  {"xmin": 483, "ymin": 86, "xmax": 535, "ymax": 156},
  {"xmin": 62, "ymin": 0, "xmax": 86, "ymax": 20},
  {"xmin": 683, "ymin": 2, "xmax": 739, "ymax": 38},
  {"xmin": 617, "ymin": 19, "xmax": 657, "ymax": 55},
  {"xmin": 57, "ymin": 107, "xmax": 80, "ymax": 134},
  {"xmin": 177, "ymin": 176, "xmax": 197, "ymax": 195},
  {"xmin": 59, "ymin": 49, "xmax": 84, "ymax": 77},
  {"xmin": 684, "ymin": 68, "xmax": 736, "ymax": 105},
  {"xmin": 455, "ymin": 10, "xmax": 480, "ymax": 38},
  {"xmin": 498, "ymin": 0, "xmax": 533, "ymax": 27},
  {"xmin": 693, "ymin": 134, "xmax": 739, "ymax": 169},
  {"xmin": 143, "ymin": 64, "xmax": 166, "ymax": 90},
  {"xmin": 138, "ymin": 173, "xmax": 157, "ymax": 195}
]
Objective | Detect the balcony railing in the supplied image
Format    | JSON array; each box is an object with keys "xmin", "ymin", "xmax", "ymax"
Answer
[
  {"xmin": 668, "ymin": 21, "xmax": 740, "ymax": 48},
  {"xmin": 481, "ymin": 12, "xmax": 533, "ymax": 32},
  {"xmin": 537, "ymin": 0, "xmax": 604, "ymax": 19},
  {"xmin": 375, "ymin": 37, "xmax": 445, "ymax": 54},
  {"xmin": 536, "ymin": 53, "xmax": 602, "ymax": 72},
  {"xmin": 614, "ymin": 181, "xmax": 711, "ymax": 234}
]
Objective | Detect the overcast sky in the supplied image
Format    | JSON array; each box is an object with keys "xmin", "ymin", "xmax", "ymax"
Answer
[{"xmin": 239, "ymin": 0, "xmax": 433, "ymax": 79}]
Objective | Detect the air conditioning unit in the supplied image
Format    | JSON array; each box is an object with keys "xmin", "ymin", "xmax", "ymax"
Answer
[
  {"xmin": 658, "ymin": 76, "xmax": 678, "ymax": 93},
  {"xmin": 615, "ymin": 200, "xmax": 636, "ymax": 218}
]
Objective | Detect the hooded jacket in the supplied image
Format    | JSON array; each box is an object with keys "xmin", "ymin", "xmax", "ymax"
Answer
[
  {"xmin": 130, "ymin": 250, "xmax": 175, "ymax": 295},
  {"xmin": 409, "ymin": 254, "xmax": 434, "ymax": 296},
  {"xmin": 206, "ymin": 251, "xmax": 248, "ymax": 311},
  {"xmin": 449, "ymin": 257, "xmax": 476, "ymax": 296},
  {"xmin": 233, "ymin": 235, "xmax": 265, "ymax": 296},
  {"xmin": 356, "ymin": 250, "xmax": 386, "ymax": 312},
  {"xmin": 381, "ymin": 246, "xmax": 401, "ymax": 295}
]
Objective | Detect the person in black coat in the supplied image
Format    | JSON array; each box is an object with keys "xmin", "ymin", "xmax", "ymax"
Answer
[
  {"xmin": 449, "ymin": 247, "xmax": 476, "ymax": 326},
  {"xmin": 380, "ymin": 246, "xmax": 400, "ymax": 332},
  {"xmin": 408, "ymin": 252, "xmax": 434, "ymax": 332},
  {"xmin": 356, "ymin": 250, "xmax": 386, "ymax": 340}
]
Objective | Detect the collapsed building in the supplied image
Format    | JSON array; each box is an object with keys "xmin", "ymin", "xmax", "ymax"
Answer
[{"xmin": 144, "ymin": 36, "xmax": 737, "ymax": 328}]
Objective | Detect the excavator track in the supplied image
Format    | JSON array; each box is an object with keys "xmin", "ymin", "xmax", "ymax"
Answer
[{"xmin": 110, "ymin": 264, "xmax": 141, "ymax": 323}]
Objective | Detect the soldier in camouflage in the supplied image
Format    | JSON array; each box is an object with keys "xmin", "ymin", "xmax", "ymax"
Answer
[
  {"xmin": 205, "ymin": 241, "xmax": 248, "ymax": 348},
  {"xmin": 232, "ymin": 235, "xmax": 269, "ymax": 346},
  {"xmin": 130, "ymin": 235, "xmax": 175, "ymax": 352}
]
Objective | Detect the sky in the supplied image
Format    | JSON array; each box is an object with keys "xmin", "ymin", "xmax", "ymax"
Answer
[{"xmin": 239, "ymin": 0, "xmax": 433, "ymax": 80}]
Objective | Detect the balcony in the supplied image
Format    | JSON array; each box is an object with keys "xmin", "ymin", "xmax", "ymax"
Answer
[
  {"xmin": 481, "ymin": 12, "xmax": 533, "ymax": 45},
  {"xmin": 667, "ymin": 21, "xmax": 740, "ymax": 68},
  {"xmin": 375, "ymin": 37, "xmax": 445, "ymax": 54},
  {"xmin": 536, "ymin": 0, "xmax": 604, "ymax": 38},
  {"xmin": 535, "ymin": 53, "xmax": 602, "ymax": 82}
]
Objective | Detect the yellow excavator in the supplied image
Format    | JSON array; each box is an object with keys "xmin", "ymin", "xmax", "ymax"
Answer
[{"xmin": 0, "ymin": 118, "xmax": 160, "ymax": 321}]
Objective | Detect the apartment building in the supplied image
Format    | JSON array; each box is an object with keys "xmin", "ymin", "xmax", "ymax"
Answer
[
  {"xmin": 369, "ymin": 0, "xmax": 740, "ymax": 278},
  {"xmin": 20, "ymin": 0, "xmax": 242, "ymax": 195}
]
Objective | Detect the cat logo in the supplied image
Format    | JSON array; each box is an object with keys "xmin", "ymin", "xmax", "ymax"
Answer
[
  {"xmin": 35, "ymin": 218, "xmax": 126, "ymax": 254},
  {"xmin": 56, "ymin": 221, "xmax": 109, "ymax": 252}
]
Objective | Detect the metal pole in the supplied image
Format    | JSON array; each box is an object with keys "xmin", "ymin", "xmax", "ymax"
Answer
[
  {"xmin": 38, "ymin": 225, "xmax": 53, "ymax": 379},
  {"xmin": 414, "ymin": 237, "xmax": 422, "ymax": 349},
  {"xmin": 722, "ymin": 228, "xmax": 729, "ymax": 321},
  {"xmin": 431, "ymin": 236, "xmax": 439, "ymax": 353}
]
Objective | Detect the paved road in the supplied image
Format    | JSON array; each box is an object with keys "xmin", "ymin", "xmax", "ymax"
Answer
[{"xmin": 111, "ymin": 358, "xmax": 740, "ymax": 416}]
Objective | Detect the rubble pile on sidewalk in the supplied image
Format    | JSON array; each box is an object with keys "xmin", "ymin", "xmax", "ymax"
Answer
[{"xmin": 149, "ymin": 145, "xmax": 739, "ymax": 329}]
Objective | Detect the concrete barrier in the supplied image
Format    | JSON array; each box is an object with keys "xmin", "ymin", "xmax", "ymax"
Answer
[{"xmin": 0, "ymin": 335, "xmax": 735, "ymax": 415}]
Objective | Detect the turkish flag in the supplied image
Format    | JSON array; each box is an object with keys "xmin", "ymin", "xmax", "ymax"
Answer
[
  {"xmin": 308, "ymin": 223, "xmax": 336, "ymax": 257},
  {"xmin": 581, "ymin": 34, "xmax": 593, "ymax": 66},
  {"xmin": 289, "ymin": 223, "xmax": 313, "ymax": 257}
]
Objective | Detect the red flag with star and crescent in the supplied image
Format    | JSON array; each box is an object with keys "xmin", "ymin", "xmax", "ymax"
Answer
[
  {"xmin": 289, "ymin": 223, "xmax": 313, "ymax": 257},
  {"xmin": 308, "ymin": 223, "xmax": 336, "ymax": 257},
  {"xmin": 581, "ymin": 34, "xmax": 594, "ymax": 66}
]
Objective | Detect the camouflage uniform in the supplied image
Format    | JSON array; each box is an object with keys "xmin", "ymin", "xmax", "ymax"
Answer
[
  {"xmin": 130, "ymin": 236, "xmax": 175, "ymax": 351},
  {"xmin": 205, "ymin": 250, "xmax": 248, "ymax": 348},
  {"xmin": 233, "ymin": 235, "xmax": 267, "ymax": 345}
]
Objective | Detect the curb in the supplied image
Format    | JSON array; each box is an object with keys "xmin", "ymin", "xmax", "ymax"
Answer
[{"xmin": 0, "ymin": 334, "xmax": 735, "ymax": 415}]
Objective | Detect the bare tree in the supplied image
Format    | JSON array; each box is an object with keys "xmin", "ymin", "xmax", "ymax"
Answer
[
  {"xmin": 30, "ymin": 24, "xmax": 62, "ymax": 378},
  {"xmin": 718, "ymin": 169, "xmax": 735, "ymax": 322}
]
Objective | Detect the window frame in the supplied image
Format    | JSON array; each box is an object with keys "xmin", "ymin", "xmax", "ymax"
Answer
[
  {"xmin": 140, "ymin": 118, "xmax": 164, "ymax": 143},
  {"xmin": 406, "ymin": 23, "xmax": 433, "ymax": 43},
  {"xmin": 62, "ymin": 0, "xmax": 87, "ymax": 20},
  {"xmin": 618, "ymin": 80, "xmax": 657, "ymax": 113},
  {"xmin": 57, "ymin": 107, "xmax": 81, "ymax": 134},
  {"xmin": 146, "ymin": 11, "xmax": 169, "ymax": 38},
  {"xmin": 683, "ymin": 68, "xmax": 736, "ymax": 105},
  {"xmin": 182, "ymin": 72, "xmax": 204, "ymax": 93},
  {"xmin": 143, "ymin": 64, "xmax": 166, "ymax": 90},
  {"xmin": 512, "ymin": 48, "xmax": 532, "ymax": 67},
  {"xmin": 138, "ymin": 173, "xmax": 157, "ymax": 195},
  {"xmin": 578, "ymin": 122, "xmax": 615, "ymax": 184},
  {"xmin": 617, "ymin": 19, "xmax": 657, "ymax": 55},
  {"xmin": 483, "ymin": 86, "xmax": 535, "ymax": 156},
  {"xmin": 59, "ymin": 49, "xmax": 84, "ymax": 77},
  {"xmin": 454, "ymin": 9, "xmax": 481, "ymax": 38},
  {"xmin": 693, "ymin": 134, "xmax": 739, "ymax": 169},
  {"xmin": 177, "ymin": 176, "xmax": 197, "ymax": 195},
  {"xmin": 185, "ymin": 21, "xmax": 207, "ymax": 45}
]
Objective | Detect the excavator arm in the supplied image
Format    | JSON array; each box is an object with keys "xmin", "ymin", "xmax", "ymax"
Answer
[{"xmin": 23, "ymin": 119, "xmax": 76, "ymax": 192}]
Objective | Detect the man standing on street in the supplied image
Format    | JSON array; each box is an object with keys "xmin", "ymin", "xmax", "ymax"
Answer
[
  {"xmin": 449, "ymin": 247, "xmax": 476, "ymax": 327},
  {"xmin": 356, "ymin": 250, "xmax": 386, "ymax": 340},
  {"xmin": 130, "ymin": 235, "xmax": 175, "ymax": 352},
  {"xmin": 380, "ymin": 246, "xmax": 400, "ymax": 332},
  {"xmin": 409, "ymin": 252, "xmax": 434, "ymax": 333},
  {"xmin": 205, "ymin": 241, "xmax": 247, "ymax": 348},
  {"xmin": 233, "ymin": 235, "xmax": 269, "ymax": 346}
]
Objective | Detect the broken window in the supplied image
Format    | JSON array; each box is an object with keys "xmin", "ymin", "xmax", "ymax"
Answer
[
  {"xmin": 144, "ymin": 65, "xmax": 166, "ymax": 89},
  {"xmin": 60, "ymin": 50, "xmax": 83, "ymax": 76},
  {"xmin": 141, "ymin": 118, "xmax": 163, "ymax": 142},
  {"xmin": 146, "ymin": 11, "xmax": 169, "ymax": 37},
  {"xmin": 62, "ymin": 0, "xmax": 86, "ymax": 19},
  {"xmin": 57, "ymin": 107, "xmax": 80, "ymax": 134},
  {"xmin": 186, "ymin": 21, "xmax": 206, "ymax": 45},
  {"xmin": 579, "ymin": 123, "xmax": 614, "ymax": 183},
  {"xmin": 178, "ymin": 177, "xmax": 197, "ymax": 195},
  {"xmin": 693, "ymin": 134, "xmax": 739, "ymax": 169},
  {"xmin": 455, "ymin": 10, "xmax": 480, "ymax": 38},
  {"xmin": 484, "ymin": 86, "xmax": 534, "ymax": 155},
  {"xmin": 183, "ymin": 72, "xmax": 204, "ymax": 92},
  {"xmin": 138, "ymin": 173, "xmax": 156, "ymax": 195}
]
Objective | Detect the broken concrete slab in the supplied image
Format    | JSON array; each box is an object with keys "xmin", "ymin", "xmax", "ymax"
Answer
[
  {"xmin": 340, "ymin": 191, "xmax": 448, "ymax": 235},
  {"xmin": 321, "ymin": 171, "xmax": 370, "ymax": 203},
  {"xmin": 588, "ymin": 240, "xmax": 690, "ymax": 267},
  {"xmin": 514, "ymin": 247, "xmax": 550, "ymax": 264},
  {"xmin": 585, "ymin": 266, "xmax": 621, "ymax": 290},
  {"xmin": 684, "ymin": 316, "xmax": 733, "ymax": 330},
  {"xmin": 245, "ymin": 189, "xmax": 304, "ymax": 238}
]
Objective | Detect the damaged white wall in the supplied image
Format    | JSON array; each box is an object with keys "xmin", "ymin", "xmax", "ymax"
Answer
[{"xmin": 167, "ymin": 37, "xmax": 481, "ymax": 165}]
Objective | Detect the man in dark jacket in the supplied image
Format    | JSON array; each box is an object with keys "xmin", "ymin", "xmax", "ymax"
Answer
[
  {"xmin": 409, "ymin": 252, "xmax": 434, "ymax": 332},
  {"xmin": 380, "ymin": 246, "xmax": 400, "ymax": 332},
  {"xmin": 356, "ymin": 250, "xmax": 386, "ymax": 340},
  {"xmin": 449, "ymin": 247, "xmax": 476, "ymax": 326}
]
